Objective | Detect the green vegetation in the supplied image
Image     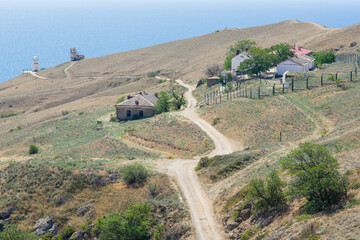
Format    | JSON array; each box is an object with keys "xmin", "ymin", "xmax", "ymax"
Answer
[
  {"xmin": 29, "ymin": 144, "xmax": 39, "ymax": 154},
  {"xmin": 121, "ymin": 162, "xmax": 149, "ymax": 186},
  {"xmin": 119, "ymin": 115, "xmax": 213, "ymax": 157},
  {"xmin": 238, "ymin": 47, "xmax": 278, "ymax": 77},
  {"xmin": 0, "ymin": 225, "xmax": 37, "ymax": 240},
  {"xmin": 94, "ymin": 203, "xmax": 153, "ymax": 240},
  {"xmin": 224, "ymin": 39, "xmax": 257, "ymax": 70},
  {"xmin": 116, "ymin": 96, "xmax": 125, "ymax": 104},
  {"xmin": 294, "ymin": 214, "xmax": 311, "ymax": 222},
  {"xmin": 154, "ymin": 91, "xmax": 171, "ymax": 114},
  {"xmin": 196, "ymin": 152, "xmax": 260, "ymax": 181},
  {"xmin": 154, "ymin": 88, "xmax": 186, "ymax": 114},
  {"xmin": 247, "ymin": 171, "xmax": 286, "ymax": 212},
  {"xmin": 267, "ymin": 43, "xmax": 294, "ymax": 62},
  {"xmin": 313, "ymin": 51, "xmax": 336, "ymax": 66},
  {"xmin": 281, "ymin": 142, "xmax": 348, "ymax": 213},
  {"xmin": 1, "ymin": 112, "xmax": 17, "ymax": 118},
  {"xmin": 148, "ymin": 70, "xmax": 160, "ymax": 78},
  {"xmin": 57, "ymin": 226, "xmax": 76, "ymax": 240}
]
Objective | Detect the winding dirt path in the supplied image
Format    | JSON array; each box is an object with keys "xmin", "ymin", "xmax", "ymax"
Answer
[
  {"xmin": 24, "ymin": 71, "xmax": 47, "ymax": 79},
  {"xmin": 64, "ymin": 61, "xmax": 76, "ymax": 78},
  {"xmin": 167, "ymin": 80, "xmax": 238, "ymax": 240}
]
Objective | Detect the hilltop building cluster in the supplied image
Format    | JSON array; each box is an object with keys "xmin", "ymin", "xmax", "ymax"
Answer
[{"xmin": 230, "ymin": 44, "xmax": 315, "ymax": 77}]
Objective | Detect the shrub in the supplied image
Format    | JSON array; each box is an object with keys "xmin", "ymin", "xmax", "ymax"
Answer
[
  {"xmin": 61, "ymin": 110, "xmax": 70, "ymax": 116},
  {"xmin": 148, "ymin": 70, "xmax": 160, "ymax": 78},
  {"xmin": 148, "ymin": 183, "xmax": 163, "ymax": 197},
  {"xmin": 247, "ymin": 171, "xmax": 287, "ymax": 212},
  {"xmin": 94, "ymin": 203, "xmax": 153, "ymax": 240},
  {"xmin": 122, "ymin": 163, "xmax": 149, "ymax": 186},
  {"xmin": 0, "ymin": 225, "xmax": 37, "ymax": 240},
  {"xmin": 109, "ymin": 114, "xmax": 118, "ymax": 122},
  {"xmin": 58, "ymin": 226, "xmax": 76, "ymax": 240},
  {"xmin": 78, "ymin": 111, "xmax": 85, "ymax": 115},
  {"xmin": 29, "ymin": 144, "xmax": 39, "ymax": 154},
  {"xmin": 195, "ymin": 157, "xmax": 213, "ymax": 171},
  {"xmin": 1, "ymin": 113, "xmax": 17, "ymax": 118},
  {"xmin": 281, "ymin": 142, "xmax": 348, "ymax": 213},
  {"xmin": 116, "ymin": 96, "xmax": 125, "ymax": 104},
  {"xmin": 313, "ymin": 51, "xmax": 335, "ymax": 66},
  {"xmin": 153, "ymin": 91, "xmax": 170, "ymax": 114},
  {"xmin": 212, "ymin": 117, "xmax": 221, "ymax": 126}
]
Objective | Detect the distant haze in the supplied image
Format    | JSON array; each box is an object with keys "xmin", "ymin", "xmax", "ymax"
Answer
[{"xmin": 1, "ymin": 0, "xmax": 360, "ymax": 82}]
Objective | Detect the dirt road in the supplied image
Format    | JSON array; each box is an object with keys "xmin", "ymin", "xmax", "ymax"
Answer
[
  {"xmin": 24, "ymin": 71, "xmax": 47, "ymax": 79},
  {"xmin": 64, "ymin": 61, "xmax": 75, "ymax": 78},
  {"xmin": 167, "ymin": 80, "xmax": 238, "ymax": 240}
]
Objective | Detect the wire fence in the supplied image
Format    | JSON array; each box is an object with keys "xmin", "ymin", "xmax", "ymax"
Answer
[
  {"xmin": 204, "ymin": 69, "xmax": 359, "ymax": 105},
  {"xmin": 336, "ymin": 53, "xmax": 360, "ymax": 64}
]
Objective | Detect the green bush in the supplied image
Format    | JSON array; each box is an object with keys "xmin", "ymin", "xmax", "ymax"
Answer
[
  {"xmin": 313, "ymin": 51, "xmax": 336, "ymax": 66},
  {"xmin": 247, "ymin": 171, "xmax": 287, "ymax": 212},
  {"xmin": 281, "ymin": 142, "xmax": 348, "ymax": 213},
  {"xmin": 29, "ymin": 144, "xmax": 39, "ymax": 154},
  {"xmin": 195, "ymin": 157, "xmax": 213, "ymax": 171},
  {"xmin": 1, "ymin": 113, "xmax": 17, "ymax": 118},
  {"xmin": 116, "ymin": 96, "xmax": 125, "ymax": 104},
  {"xmin": 109, "ymin": 114, "xmax": 118, "ymax": 122},
  {"xmin": 94, "ymin": 203, "xmax": 153, "ymax": 240},
  {"xmin": 0, "ymin": 225, "xmax": 37, "ymax": 240},
  {"xmin": 153, "ymin": 91, "xmax": 170, "ymax": 114},
  {"xmin": 122, "ymin": 163, "xmax": 149, "ymax": 186},
  {"xmin": 58, "ymin": 226, "xmax": 76, "ymax": 240},
  {"xmin": 148, "ymin": 70, "xmax": 160, "ymax": 78}
]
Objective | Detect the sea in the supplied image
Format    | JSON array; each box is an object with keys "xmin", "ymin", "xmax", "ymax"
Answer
[{"xmin": 1, "ymin": 0, "xmax": 360, "ymax": 83}]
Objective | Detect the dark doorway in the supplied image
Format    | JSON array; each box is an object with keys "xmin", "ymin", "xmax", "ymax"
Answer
[
  {"xmin": 126, "ymin": 110, "xmax": 131, "ymax": 117},
  {"xmin": 139, "ymin": 110, "xmax": 144, "ymax": 118}
]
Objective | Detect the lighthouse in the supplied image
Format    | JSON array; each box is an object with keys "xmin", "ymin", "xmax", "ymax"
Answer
[{"xmin": 32, "ymin": 56, "xmax": 40, "ymax": 72}]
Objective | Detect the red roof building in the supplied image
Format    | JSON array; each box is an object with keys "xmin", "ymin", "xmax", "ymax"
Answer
[
  {"xmin": 271, "ymin": 45, "xmax": 313, "ymax": 56},
  {"xmin": 290, "ymin": 45, "xmax": 312, "ymax": 56}
]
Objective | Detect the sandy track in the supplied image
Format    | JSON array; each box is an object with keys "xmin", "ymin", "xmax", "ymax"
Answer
[
  {"xmin": 64, "ymin": 61, "xmax": 76, "ymax": 78},
  {"xmin": 24, "ymin": 71, "xmax": 47, "ymax": 79},
  {"xmin": 167, "ymin": 80, "xmax": 238, "ymax": 240}
]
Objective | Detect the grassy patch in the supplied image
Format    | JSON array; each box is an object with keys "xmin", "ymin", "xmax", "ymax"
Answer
[
  {"xmin": 197, "ymin": 151, "xmax": 261, "ymax": 182},
  {"xmin": 110, "ymin": 114, "xmax": 214, "ymax": 157},
  {"xmin": 199, "ymin": 96, "xmax": 313, "ymax": 147}
]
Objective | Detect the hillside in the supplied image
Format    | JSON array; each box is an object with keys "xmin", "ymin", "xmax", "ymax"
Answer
[
  {"xmin": 2, "ymin": 20, "xmax": 360, "ymax": 240},
  {"xmin": 0, "ymin": 20, "xmax": 334, "ymax": 135}
]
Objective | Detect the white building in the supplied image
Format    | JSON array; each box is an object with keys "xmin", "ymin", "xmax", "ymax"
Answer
[
  {"xmin": 277, "ymin": 55, "xmax": 315, "ymax": 76},
  {"xmin": 32, "ymin": 56, "xmax": 40, "ymax": 72},
  {"xmin": 231, "ymin": 51, "xmax": 252, "ymax": 72}
]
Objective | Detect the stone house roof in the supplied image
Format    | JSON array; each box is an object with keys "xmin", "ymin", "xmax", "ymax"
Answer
[{"xmin": 116, "ymin": 92, "xmax": 158, "ymax": 107}]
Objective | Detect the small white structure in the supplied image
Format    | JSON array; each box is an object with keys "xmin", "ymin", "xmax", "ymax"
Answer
[
  {"xmin": 277, "ymin": 55, "xmax": 315, "ymax": 76},
  {"xmin": 231, "ymin": 51, "xmax": 252, "ymax": 72},
  {"xmin": 32, "ymin": 56, "xmax": 40, "ymax": 72}
]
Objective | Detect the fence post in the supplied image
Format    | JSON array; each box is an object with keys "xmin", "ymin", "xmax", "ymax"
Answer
[
  {"xmin": 258, "ymin": 87, "xmax": 261, "ymax": 99},
  {"xmin": 250, "ymin": 88, "xmax": 252, "ymax": 99},
  {"xmin": 219, "ymin": 92, "xmax": 221, "ymax": 103},
  {"xmin": 321, "ymin": 74, "xmax": 323, "ymax": 86},
  {"xmin": 291, "ymin": 79, "xmax": 294, "ymax": 92},
  {"xmin": 282, "ymin": 83, "xmax": 285, "ymax": 93},
  {"xmin": 245, "ymin": 87, "xmax": 247, "ymax": 98},
  {"xmin": 273, "ymin": 84, "xmax": 275, "ymax": 96},
  {"xmin": 350, "ymin": 71, "xmax": 353, "ymax": 82},
  {"xmin": 336, "ymin": 72, "xmax": 338, "ymax": 80},
  {"xmin": 306, "ymin": 78, "xmax": 309, "ymax": 90}
]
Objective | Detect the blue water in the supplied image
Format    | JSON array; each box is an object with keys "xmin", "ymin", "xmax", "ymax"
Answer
[{"xmin": 1, "ymin": 0, "xmax": 360, "ymax": 83}]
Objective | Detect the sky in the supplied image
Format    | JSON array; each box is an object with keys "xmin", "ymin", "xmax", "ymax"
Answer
[{"xmin": 2, "ymin": 0, "xmax": 360, "ymax": 29}]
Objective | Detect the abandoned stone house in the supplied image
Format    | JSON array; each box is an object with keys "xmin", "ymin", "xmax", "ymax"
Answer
[{"xmin": 116, "ymin": 92, "xmax": 158, "ymax": 121}]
